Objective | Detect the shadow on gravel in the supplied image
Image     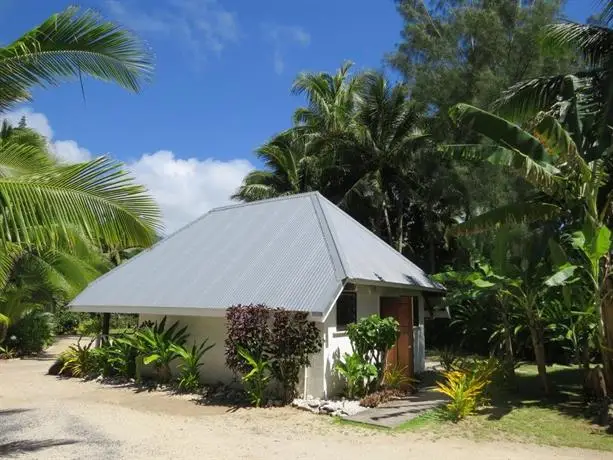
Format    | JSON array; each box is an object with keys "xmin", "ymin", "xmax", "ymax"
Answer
[{"xmin": 0, "ymin": 439, "xmax": 79, "ymax": 457}]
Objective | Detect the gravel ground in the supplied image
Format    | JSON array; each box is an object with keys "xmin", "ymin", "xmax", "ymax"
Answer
[{"xmin": 1, "ymin": 338, "xmax": 612, "ymax": 460}]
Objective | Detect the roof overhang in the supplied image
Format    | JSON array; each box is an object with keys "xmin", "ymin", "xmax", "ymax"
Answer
[
  {"xmin": 347, "ymin": 278, "xmax": 446, "ymax": 295},
  {"xmin": 70, "ymin": 304, "xmax": 328, "ymax": 323}
]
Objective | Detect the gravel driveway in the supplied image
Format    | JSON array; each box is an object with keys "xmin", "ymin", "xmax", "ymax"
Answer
[{"xmin": 1, "ymin": 337, "xmax": 611, "ymax": 460}]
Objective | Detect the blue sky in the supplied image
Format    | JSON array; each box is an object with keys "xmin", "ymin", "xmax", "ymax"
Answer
[{"xmin": 0, "ymin": 0, "xmax": 600, "ymax": 232}]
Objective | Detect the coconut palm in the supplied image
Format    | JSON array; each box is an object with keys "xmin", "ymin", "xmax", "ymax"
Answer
[
  {"xmin": 0, "ymin": 7, "xmax": 161, "ymax": 287},
  {"xmin": 232, "ymin": 130, "xmax": 319, "ymax": 202},
  {"xmin": 332, "ymin": 73, "xmax": 429, "ymax": 251},
  {"xmin": 292, "ymin": 61, "xmax": 362, "ymax": 135},
  {"xmin": 0, "ymin": 6, "xmax": 151, "ymax": 111}
]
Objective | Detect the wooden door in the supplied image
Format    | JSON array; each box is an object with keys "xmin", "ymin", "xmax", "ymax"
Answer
[{"xmin": 380, "ymin": 296, "xmax": 414, "ymax": 381}]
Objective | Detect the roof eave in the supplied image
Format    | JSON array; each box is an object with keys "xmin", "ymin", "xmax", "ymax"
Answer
[{"xmin": 347, "ymin": 278, "xmax": 446, "ymax": 294}]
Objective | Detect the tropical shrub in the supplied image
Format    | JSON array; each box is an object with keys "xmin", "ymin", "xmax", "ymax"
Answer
[
  {"xmin": 76, "ymin": 315, "xmax": 102, "ymax": 336},
  {"xmin": 225, "ymin": 304, "xmax": 271, "ymax": 375},
  {"xmin": 0, "ymin": 343, "xmax": 16, "ymax": 359},
  {"xmin": 268, "ymin": 310, "xmax": 322, "ymax": 403},
  {"xmin": 89, "ymin": 345, "xmax": 114, "ymax": 377},
  {"xmin": 238, "ymin": 346, "xmax": 271, "ymax": 407},
  {"xmin": 133, "ymin": 317, "xmax": 189, "ymax": 383},
  {"xmin": 225, "ymin": 305, "xmax": 323, "ymax": 404},
  {"xmin": 334, "ymin": 352, "xmax": 378, "ymax": 399},
  {"xmin": 106, "ymin": 335, "xmax": 139, "ymax": 378},
  {"xmin": 359, "ymin": 388, "xmax": 406, "ymax": 408},
  {"xmin": 439, "ymin": 347, "xmax": 462, "ymax": 372},
  {"xmin": 53, "ymin": 305, "xmax": 81, "ymax": 335},
  {"xmin": 60, "ymin": 338, "xmax": 96, "ymax": 378},
  {"xmin": 347, "ymin": 314, "xmax": 399, "ymax": 388},
  {"xmin": 7, "ymin": 309, "xmax": 55, "ymax": 355},
  {"xmin": 383, "ymin": 364, "xmax": 415, "ymax": 390},
  {"xmin": 171, "ymin": 339, "xmax": 215, "ymax": 393},
  {"xmin": 435, "ymin": 357, "xmax": 499, "ymax": 421}
]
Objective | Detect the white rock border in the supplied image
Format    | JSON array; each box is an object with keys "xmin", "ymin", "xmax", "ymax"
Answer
[{"xmin": 292, "ymin": 397, "xmax": 366, "ymax": 417}]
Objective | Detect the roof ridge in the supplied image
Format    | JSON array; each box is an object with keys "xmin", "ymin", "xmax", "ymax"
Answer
[
  {"xmin": 315, "ymin": 193, "xmax": 442, "ymax": 285},
  {"xmin": 309, "ymin": 193, "xmax": 347, "ymax": 282},
  {"xmin": 209, "ymin": 192, "xmax": 320, "ymax": 214}
]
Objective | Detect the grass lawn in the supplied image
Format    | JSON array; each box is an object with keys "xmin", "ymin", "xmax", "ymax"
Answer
[{"xmin": 343, "ymin": 364, "xmax": 613, "ymax": 452}]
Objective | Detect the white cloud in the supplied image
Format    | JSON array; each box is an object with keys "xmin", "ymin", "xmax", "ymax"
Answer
[
  {"xmin": 106, "ymin": 0, "xmax": 239, "ymax": 61},
  {"xmin": 263, "ymin": 24, "xmax": 311, "ymax": 75},
  {"xmin": 1, "ymin": 108, "xmax": 254, "ymax": 233},
  {"xmin": 130, "ymin": 151, "xmax": 253, "ymax": 233}
]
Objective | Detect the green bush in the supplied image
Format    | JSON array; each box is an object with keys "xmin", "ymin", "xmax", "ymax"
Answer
[
  {"xmin": 76, "ymin": 315, "xmax": 102, "ymax": 336},
  {"xmin": 132, "ymin": 317, "xmax": 189, "ymax": 383},
  {"xmin": 334, "ymin": 352, "xmax": 378, "ymax": 398},
  {"xmin": 60, "ymin": 338, "xmax": 96, "ymax": 378},
  {"xmin": 171, "ymin": 339, "xmax": 215, "ymax": 393},
  {"xmin": 347, "ymin": 314, "xmax": 399, "ymax": 389},
  {"xmin": 7, "ymin": 309, "xmax": 55, "ymax": 355},
  {"xmin": 106, "ymin": 335, "xmax": 139, "ymax": 378},
  {"xmin": 53, "ymin": 305, "xmax": 80, "ymax": 335}
]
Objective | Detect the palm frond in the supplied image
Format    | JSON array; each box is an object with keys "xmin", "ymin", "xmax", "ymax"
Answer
[
  {"xmin": 0, "ymin": 6, "xmax": 153, "ymax": 110},
  {"xmin": 546, "ymin": 22, "xmax": 613, "ymax": 68},
  {"xmin": 0, "ymin": 156, "xmax": 161, "ymax": 249},
  {"xmin": 0, "ymin": 139, "xmax": 54, "ymax": 177},
  {"xmin": 448, "ymin": 203, "xmax": 562, "ymax": 237}
]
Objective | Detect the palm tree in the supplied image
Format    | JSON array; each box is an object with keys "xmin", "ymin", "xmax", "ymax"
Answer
[
  {"xmin": 0, "ymin": 7, "xmax": 161, "ymax": 336},
  {"xmin": 0, "ymin": 7, "xmax": 151, "ymax": 111},
  {"xmin": 332, "ymin": 73, "xmax": 429, "ymax": 251},
  {"xmin": 292, "ymin": 61, "xmax": 362, "ymax": 135},
  {"xmin": 0, "ymin": 7, "xmax": 161, "ymax": 282},
  {"xmin": 232, "ymin": 130, "xmax": 319, "ymax": 202}
]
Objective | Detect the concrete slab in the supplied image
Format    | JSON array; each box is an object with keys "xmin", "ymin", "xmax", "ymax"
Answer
[{"xmin": 345, "ymin": 388, "xmax": 447, "ymax": 428}]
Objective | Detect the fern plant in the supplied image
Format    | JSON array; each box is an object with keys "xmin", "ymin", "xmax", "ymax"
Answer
[{"xmin": 171, "ymin": 339, "xmax": 215, "ymax": 393}]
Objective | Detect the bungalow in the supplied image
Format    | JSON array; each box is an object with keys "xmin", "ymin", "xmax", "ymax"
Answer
[{"xmin": 70, "ymin": 192, "xmax": 445, "ymax": 398}]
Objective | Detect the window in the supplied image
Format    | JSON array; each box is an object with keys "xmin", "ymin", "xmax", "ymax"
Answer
[{"xmin": 336, "ymin": 292, "xmax": 357, "ymax": 329}]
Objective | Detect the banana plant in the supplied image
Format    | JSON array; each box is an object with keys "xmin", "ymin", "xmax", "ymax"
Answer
[
  {"xmin": 445, "ymin": 102, "xmax": 613, "ymax": 388},
  {"xmin": 545, "ymin": 226, "xmax": 611, "ymax": 371}
]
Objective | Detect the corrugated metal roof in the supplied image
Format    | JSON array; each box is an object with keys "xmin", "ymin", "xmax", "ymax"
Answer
[{"xmin": 71, "ymin": 192, "xmax": 443, "ymax": 315}]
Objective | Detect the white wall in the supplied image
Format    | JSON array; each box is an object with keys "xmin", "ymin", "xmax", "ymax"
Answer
[
  {"xmin": 319, "ymin": 284, "xmax": 427, "ymax": 398},
  {"xmin": 139, "ymin": 314, "xmax": 234, "ymax": 384},
  {"xmin": 140, "ymin": 288, "xmax": 428, "ymax": 400}
]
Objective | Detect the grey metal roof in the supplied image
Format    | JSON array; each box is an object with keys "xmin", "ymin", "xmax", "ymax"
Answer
[{"xmin": 71, "ymin": 192, "xmax": 443, "ymax": 315}]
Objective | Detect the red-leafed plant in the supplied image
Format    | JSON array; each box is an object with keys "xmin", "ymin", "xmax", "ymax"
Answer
[
  {"xmin": 225, "ymin": 305, "xmax": 322, "ymax": 405},
  {"xmin": 225, "ymin": 304, "xmax": 271, "ymax": 375}
]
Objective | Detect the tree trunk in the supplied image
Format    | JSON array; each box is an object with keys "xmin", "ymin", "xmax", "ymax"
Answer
[
  {"xmin": 528, "ymin": 323, "xmax": 550, "ymax": 395},
  {"xmin": 500, "ymin": 307, "xmax": 516, "ymax": 387},
  {"xmin": 382, "ymin": 202, "xmax": 394, "ymax": 247},
  {"xmin": 428, "ymin": 236, "xmax": 436, "ymax": 274},
  {"xmin": 599, "ymin": 278, "xmax": 613, "ymax": 392},
  {"xmin": 101, "ymin": 313, "xmax": 111, "ymax": 345},
  {"xmin": 397, "ymin": 207, "xmax": 404, "ymax": 254}
]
